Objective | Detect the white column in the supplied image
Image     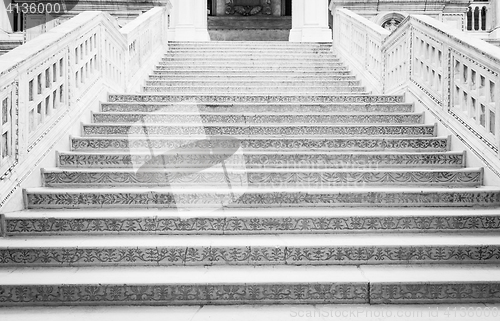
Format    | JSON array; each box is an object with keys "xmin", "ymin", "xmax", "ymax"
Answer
[
  {"xmin": 1, "ymin": 0, "xmax": 13, "ymax": 36},
  {"xmin": 492, "ymin": 0, "xmax": 500, "ymax": 38},
  {"xmin": 289, "ymin": 0, "xmax": 332, "ymax": 42},
  {"xmin": 168, "ymin": 0, "xmax": 210, "ymax": 41}
]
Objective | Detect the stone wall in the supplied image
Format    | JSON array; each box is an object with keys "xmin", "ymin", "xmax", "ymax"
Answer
[{"xmin": 331, "ymin": 0, "xmax": 471, "ymax": 30}]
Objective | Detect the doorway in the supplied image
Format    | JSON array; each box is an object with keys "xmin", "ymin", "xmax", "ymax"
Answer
[{"xmin": 283, "ymin": 0, "xmax": 292, "ymax": 16}]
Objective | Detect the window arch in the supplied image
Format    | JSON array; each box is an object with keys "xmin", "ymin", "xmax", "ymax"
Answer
[{"xmin": 466, "ymin": 1, "xmax": 489, "ymax": 31}]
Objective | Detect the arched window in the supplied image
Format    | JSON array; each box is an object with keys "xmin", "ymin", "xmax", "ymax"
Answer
[
  {"xmin": 467, "ymin": 8, "xmax": 473, "ymax": 30},
  {"xmin": 466, "ymin": 1, "xmax": 489, "ymax": 31},
  {"xmin": 481, "ymin": 6, "xmax": 487, "ymax": 30},
  {"xmin": 474, "ymin": 7, "xmax": 480, "ymax": 30}
]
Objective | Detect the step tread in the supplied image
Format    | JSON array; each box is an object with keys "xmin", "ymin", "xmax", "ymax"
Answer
[
  {"xmin": 7, "ymin": 207, "xmax": 500, "ymax": 219},
  {"xmin": 58, "ymin": 150, "xmax": 461, "ymax": 155},
  {"xmin": 83, "ymin": 123, "xmax": 431, "ymax": 128},
  {"xmin": 42, "ymin": 167, "xmax": 482, "ymax": 173},
  {"xmin": 1, "ymin": 233, "xmax": 499, "ymax": 247},
  {"xmin": 92, "ymin": 112, "xmax": 420, "ymax": 116},
  {"xmin": 25, "ymin": 186, "xmax": 500, "ymax": 193},
  {"xmin": 0, "ymin": 265, "xmax": 499, "ymax": 285}
]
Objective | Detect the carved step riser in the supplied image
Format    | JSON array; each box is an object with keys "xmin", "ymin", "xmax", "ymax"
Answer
[
  {"xmin": 141, "ymin": 87, "xmax": 367, "ymax": 94},
  {"xmin": 148, "ymin": 75, "xmax": 358, "ymax": 81},
  {"xmin": 158, "ymin": 61, "xmax": 344, "ymax": 67},
  {"xmin": 91, "ymin": 114, "xmax": 423, "ymax": 125},
  {"xmin": 164, "ymin": 54, "xmax": 339, "ymax": 59},
  {"xmin": 57, "ymin": 153, "xmax": 465, "ymax": 169},
  {"xmin": 168, "ymin": 44, "xmax": 333, "ymax": 47},
  {"xmin": 166, "ymin": 49, "xmax": 334, "ymax": 52},
  {"xmin": 0, "ymin": 282, "xmax": 499, "ymax": 306},
  {"xmin": 100, "ymin": 103, "xmax": 414, "ymax": 113},
  {"xmin": 154, "ymin": 67, "xmax": 349, "ymax": 72},
  {"xmin": 0, "ymin": 245, "xmax": 498, "ymax": 267},
  {"xmin": 153, "ymin": 70, "xmax": 351, "ymax": 76},
  {"xmin": 42, "ymin": 170, "xmax": 483, "ymax": 188},
  {"xmin": 164, "ymin": 52, "xmax": 335, "ymax": 56},
  {"xmin": 161, "ymin": 58, "xmax": 342, "ymax": 63},
  {"xmin": 5, "ymin": 214, "xmax": 494, "ymax": 236},
  {"xmin": 70, "ymin": 137, "xmax": 449, "ymax": 152},
  {"xmin": 25, "ymin": 190, "xmax": 500, "ymax": 208},
  {"xmin": 82, "ymin": 125, "xmax": 436, "ymax": 137},
  {"xmin": 145, "ymin": 80, "xmax": 361, "ymax": 87},
  {"xmin": 107, "ymin": 95, "xmax": 404, "ymax": 104}
]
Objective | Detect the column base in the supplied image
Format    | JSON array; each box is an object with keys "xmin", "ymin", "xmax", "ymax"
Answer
[{"xmin": 289, "ymin": 28, "xmax": 332, "ymax": 42}]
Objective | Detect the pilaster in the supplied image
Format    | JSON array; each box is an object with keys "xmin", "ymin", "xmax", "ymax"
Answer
[
  {"xmin": 289, "ymin": 0, "xmax": 332, "ymax": 42},
  {"xmin": 491, "ymin": 0, "xmax": 500, "ymax": 38},
  {"xmin": 1, "ymin": 0, "xmax": 13, "ymax": 35},
  {"xmin": 168, "ymin": 0, "xmax": 210, "ymax": 41}
]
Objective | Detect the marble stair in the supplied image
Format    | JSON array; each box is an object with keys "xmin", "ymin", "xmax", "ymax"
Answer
[{"xmin": 2, "ymin": 41, "xmax": 500, "ymax": 307}]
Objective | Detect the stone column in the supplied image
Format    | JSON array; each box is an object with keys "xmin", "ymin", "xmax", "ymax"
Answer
[
  {"xmin": 492, "ymin": 0, "xmax": 500, "ymax": 38},
  {"xmin": 168, "ymin": 0, "xmax": 210, "ymax": 41},
  {"xmin": 289, "ymin": 0, "xmax": 332, "ymax": 42},
  {"xmin": 1, "ymin": 0, "xmax": 13, "ymax": 36}
]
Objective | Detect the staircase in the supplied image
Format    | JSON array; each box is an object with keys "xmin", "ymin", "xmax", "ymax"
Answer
[{"xmin": 2, "ymin": 42, "xmax": 500, "ymax": 309}]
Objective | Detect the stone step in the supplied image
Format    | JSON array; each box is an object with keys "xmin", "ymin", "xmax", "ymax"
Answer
[
  {"xmin": 0, "ymin": 233, "xmax": 499, "ymax": 266},
  {"xmin": 100, "ymin": 102, "xmax": 414, "ymax": 113},
  {"xmin": 155, "ymin": 64, "xmax": 347, "ymax": 70},
  {"xmin": 154, "ymin": 66, "xmax": 349, "ymax": 73},
  {"xmin": 57, "ymin": 151, "xmax": 465, "ymax": 169},
  {"xmin": 168, "ymin": 44, "xmax": 332, "ymax": 49},
  {"xmin": 3, "ymin": 305, "xmax": 500, "ymax": 321},
  {"xmin": 142, "ymin": 86, "xmax": 367, "ymax": 94},
  {"xmin": 91, "ymin": 112, "xmax": 424, "ymax": 125},
  {"xmin": 81, "ymin": 124, "xmax": 436, "ymax": 137},
  {"xmin": 145, "ymin": 79, "xmax": 361, "ymax": 87},
  {"xmin": 158, "ymin": 61, "xmax": 344, "ymax": 67},
  {"xmin": 107, "ymin": 94, "xmax": 404, "ymax": 104},
  {"xmin": 152, "ymin": 70, "xmax": 353, "ymax": 77},
  {"xmin": 70, "ymin": 136, "xmax": 450, "ymax": 152},
  {"xmin": 164, "ymin": 52, "xmax": 337, "ymax": 58},
  {"xmin": 24, "ymin": 186, "xmax": 500, "ymax": 208},
  {"xmin": 41, "ymin": 168, "xmax": 482, "ymax": 188},
  {"xmin": 5, "ymin": 207, "xmax": 499, "ymax": 236},
  {"xmin": 169, "ymin": 41, "xmax": 332, "ymax": 46},
  {"xmin": 148, "ymin": 74, "xmax": 358, "ymax": 81},
  {"xmin": 2, "ymin": 265, "xmax": 500, "ymax": 305},
  {"xmin": 166, "ymin": 47, "xmax": 333, "ymax": 52},
  {"xmin": 161, "ymin": 56, "xmax": 342, "ymax": 62},
  {"xmin": 167, "ymin": 46, "xmax": 332, "ymax": 51}
]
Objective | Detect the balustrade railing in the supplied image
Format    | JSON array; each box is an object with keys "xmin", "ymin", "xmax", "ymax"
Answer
[
  {"xmin": 333, "ymin": 7, "xmax": 500, "ymax": 177},
  {"xmin": 333, "ymin": 8, "xmax": 389, "ymax": 93},
  {"xmin": 0, "ymin": 6, "xmax": 170, "ymax": 209}
]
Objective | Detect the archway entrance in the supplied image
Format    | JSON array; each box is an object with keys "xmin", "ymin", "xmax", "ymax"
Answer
[{"xmin": 207, "ymin": 0, "xmax": 293, "ymax": 41}]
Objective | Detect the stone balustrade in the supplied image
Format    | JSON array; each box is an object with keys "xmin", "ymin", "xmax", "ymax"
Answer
[
  {"xmin": 333, "ymin": 7, "xmax": 500, "ymax": 179},
  {"xmin": 0, "ymin": 6, "xmax": 170, "ymax": 211},
  {"xmin": 333, "ymin": 8, "xmax": 390, "ymax": 93}
]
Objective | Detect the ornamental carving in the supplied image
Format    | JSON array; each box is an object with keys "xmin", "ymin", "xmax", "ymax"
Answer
[
  {"xmin": 382, "ymin": 19, "xmax": 402, "ymax": 31},
  {"xmin": 225, "ymin": 0, "xmax": 272, "ymax": 15}
]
